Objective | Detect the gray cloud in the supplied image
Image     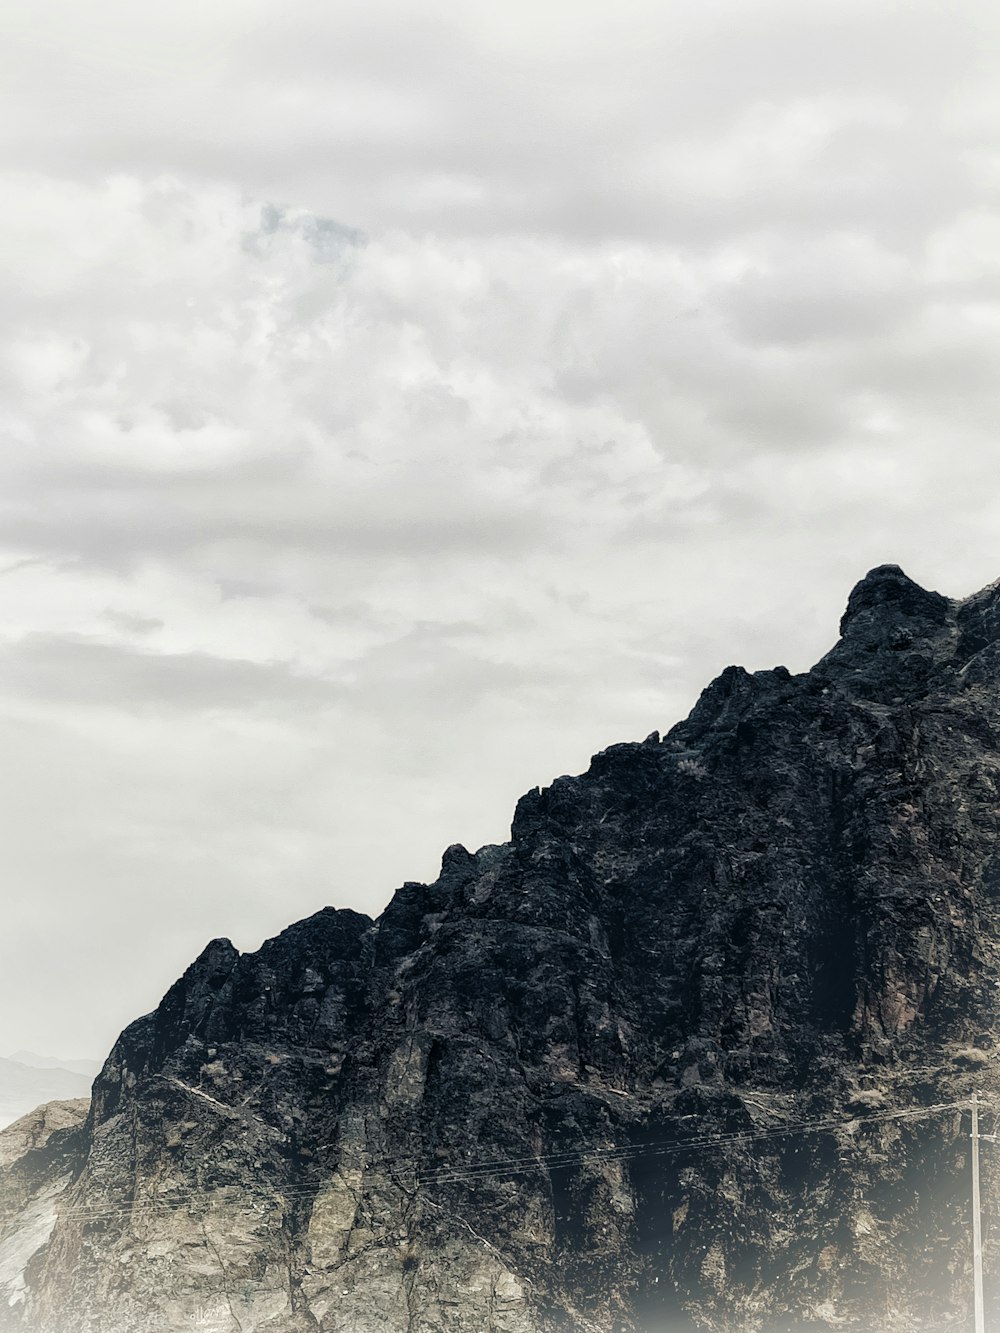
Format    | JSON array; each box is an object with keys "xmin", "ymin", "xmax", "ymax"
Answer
[
  {"xmin": 0, "ymin": 1, "xmax": 991, "ymax": 240},
  {"xmin": 0, "ymin": 634, "xmax": 342, "ymax": 713},
  {"xmin": 101, "ymin": 609, "xmax": 165, "ymax": 636}
]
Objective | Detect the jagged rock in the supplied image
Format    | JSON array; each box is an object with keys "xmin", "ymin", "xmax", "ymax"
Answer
[{"xmin": 3, "ymin": 567, "xmax": 1000, "ymax": 1331}]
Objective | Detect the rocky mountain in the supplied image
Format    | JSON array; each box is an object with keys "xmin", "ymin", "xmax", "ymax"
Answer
[
  {"xmin": 0, "ymin": 1101, "xmax": 91, "ymax": 1316},
  {"xmin": 0, "ymin": 1058, "xmax": 94, "ymax": 1132},
  {"xmin": 3, "ymin": 564, "xmax": 1000, "ymax": 1332}
]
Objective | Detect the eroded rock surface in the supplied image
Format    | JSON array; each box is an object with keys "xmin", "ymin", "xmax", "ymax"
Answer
[
  {"xmin": 0, "ymin": 1101, "xmax": 89, "ymax": 1315},
  {"xmin": 4, "ymin": 566, "xmax": 1000, "ymax": 1331}
]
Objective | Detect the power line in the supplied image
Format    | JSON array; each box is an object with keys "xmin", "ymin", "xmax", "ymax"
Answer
[
  {"xmin": 42, "ymin": 1098, "xmax": 966, "ymax": 1226},
  {"xmin": 415, "ymin": 1101, "xmax": 964, "ymax": 1187}
]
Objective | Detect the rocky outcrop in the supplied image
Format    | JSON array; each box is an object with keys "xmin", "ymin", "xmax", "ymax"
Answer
[
  {"xmin": 3, "ymin": 565, "xmax": 1000, "ymax": 1331},
  {"xmin": 0, "ymin": 1101, "xmax": 89, "ymax": 1316}
]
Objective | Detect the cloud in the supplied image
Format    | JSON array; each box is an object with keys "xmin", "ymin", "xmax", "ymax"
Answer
[
  {"xmin": 102, "ymin": 609, "xmax": 164, "ymax": 636},
  {"xmin": 0, "ymin": 0, "xmax": 991, "ymax": 239},
  {"xmin": 0, "ymin": 633, "xmax": 342, "ymax": 713}
]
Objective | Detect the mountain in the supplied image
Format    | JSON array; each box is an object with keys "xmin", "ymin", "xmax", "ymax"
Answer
[
  {"xmin": 3, "ymin": 564, "xmax": 1000, "ymax": 1332},
  {"xmin": 6, "ymin": 1054, "xmax": 101, "ymax": 1080},
  {"xmin": 0, "ymin": 1059, "xmax": 94, "ymax": 1132},
  {"xmin": 0, "ymin": 1101, "xmax": 91, "ymax": 1315}
]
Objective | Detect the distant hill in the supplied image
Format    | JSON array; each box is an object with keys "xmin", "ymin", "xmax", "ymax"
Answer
[
  {"xmin": 0, "ymin": 1056, "xmax": 95, "ymax": 1130},
  {"xmin": 6, "ymin": 1051, "xmax": 100, "ymax": 1079}
]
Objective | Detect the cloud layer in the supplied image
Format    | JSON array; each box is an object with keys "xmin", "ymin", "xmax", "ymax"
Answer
[{"xmin": 2, "ymin": 0, "xmax": 1000, "ymax": 1056}]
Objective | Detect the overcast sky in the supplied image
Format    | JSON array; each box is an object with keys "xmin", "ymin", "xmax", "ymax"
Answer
[{"xmin": 3, "ymin": 0, "xmax": 1000, "ymax": 1060}]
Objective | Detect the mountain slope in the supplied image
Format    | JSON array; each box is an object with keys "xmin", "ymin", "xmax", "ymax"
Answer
[
  {"xmin": 3, "ymin": 564, "xmax": 1000, "ymax": 1332},
  {"xmin": 0, "ymin": 1101, "xmax": 90, "ymax": 1314}
]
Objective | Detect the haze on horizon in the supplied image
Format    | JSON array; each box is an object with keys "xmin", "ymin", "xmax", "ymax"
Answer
[{"xmin": 2, "ymin": 0, "xmax": 1000, "ymax": 1060}]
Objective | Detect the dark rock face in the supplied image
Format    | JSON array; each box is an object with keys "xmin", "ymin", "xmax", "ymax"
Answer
[{"xmin": 4, "ymin": 567, "xmax": 1000, "ymax": 1332}]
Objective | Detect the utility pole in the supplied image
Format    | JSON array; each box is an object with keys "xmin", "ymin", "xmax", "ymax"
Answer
[{"xmin": 973, "ymin": 1091, "xmax": 985, "ymax": 1333}]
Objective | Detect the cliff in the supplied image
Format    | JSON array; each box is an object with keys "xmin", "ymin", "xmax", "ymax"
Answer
[{"xmin": 2, "ymin": 565, "xmax": 1000, "ymax": 1332}]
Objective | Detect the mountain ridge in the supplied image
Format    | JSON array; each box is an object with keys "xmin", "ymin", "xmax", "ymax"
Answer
[
  {"xmin": 6, "ymin": 1054, "xmax": 100, "ymax": 1080},
  {"xmin": 3, "ymin": 565, "xmax": 1000, "ymax": 1331},
  {"xmin": 0, "ymin": 1059, "xmax": 95, "ymax": 1133}
]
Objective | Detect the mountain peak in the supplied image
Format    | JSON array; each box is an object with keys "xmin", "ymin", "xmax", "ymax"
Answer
[
  {"xmin": 6, "ymin": 566, "xmax": 1000, "ymax": 1331},
  {"xmin": 839, "ymin": 563, "xmax": 950, "ymax": 637}
]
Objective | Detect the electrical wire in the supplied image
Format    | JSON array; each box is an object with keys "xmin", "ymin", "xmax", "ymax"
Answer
[{"xmin": 37, "ymin": 1098, "xmax": 968, "ymax": 1227}]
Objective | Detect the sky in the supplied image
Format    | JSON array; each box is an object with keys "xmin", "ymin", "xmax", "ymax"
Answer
[{"xmin": 2, "ymin": 0, "xmax": 1000, "ymax": 1060}]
